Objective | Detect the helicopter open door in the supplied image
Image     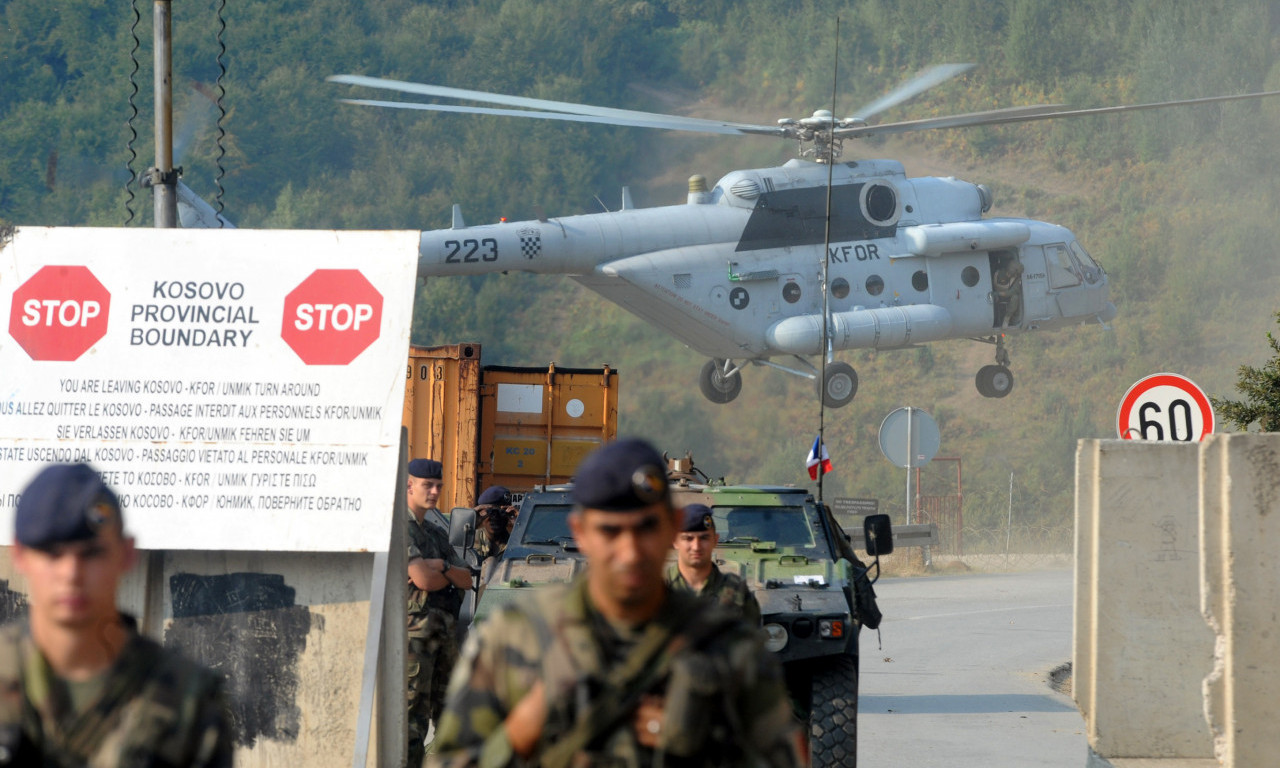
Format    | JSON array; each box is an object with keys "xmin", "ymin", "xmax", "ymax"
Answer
[{"xmin": 988, "ymin": 249, "xmax": 1024, "ymax": 328}]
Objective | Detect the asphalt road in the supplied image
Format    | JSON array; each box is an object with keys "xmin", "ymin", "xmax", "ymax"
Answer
[{"xmin": 857, "ymin": 567, "xmax": 1087, "ymax": 767}]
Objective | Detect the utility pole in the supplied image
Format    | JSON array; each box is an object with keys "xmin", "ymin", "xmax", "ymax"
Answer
[{"xmin": 150, "ymin": 0, "xmax": 177, "ymax": 227}]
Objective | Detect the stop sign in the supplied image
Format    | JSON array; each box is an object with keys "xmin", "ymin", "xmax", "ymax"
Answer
[
  {"xmin": 8, "ymin": 265, "xmax": 112, "ymax": 361},
  {"xmin": 281, "ymin": 269, "xmax": 383, "ymax": 365}
]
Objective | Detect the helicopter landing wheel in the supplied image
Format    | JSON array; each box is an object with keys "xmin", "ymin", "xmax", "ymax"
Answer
[
  {"xmin": 976, "ymin": 365, "xmax": 1014, "ymax": 398},
  {"xmin": 819, "ymin": 362, "xmax": 858, "ymax": 408},
  {"xmin": 700, "ymin": 359, "xmax": 743, "ymax": 404}
]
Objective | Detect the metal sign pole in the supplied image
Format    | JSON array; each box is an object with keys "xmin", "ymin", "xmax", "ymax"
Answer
[{"xmin": 904, "ymin": 406, "xmax": 913, "ymax": 525}]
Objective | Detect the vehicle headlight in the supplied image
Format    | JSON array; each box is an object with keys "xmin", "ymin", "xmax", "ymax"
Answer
[
  {"xmin": 818, "ymin": 618, "xmax": 845, "ymax": 639},
  {"xmin": 763, "ymin": 623, "xmax": 788, "ymax": 652}
]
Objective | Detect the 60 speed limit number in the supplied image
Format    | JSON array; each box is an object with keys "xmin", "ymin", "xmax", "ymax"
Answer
[{"xmin": 1116, "ymin": 373, "xmax": 1215, "ymax": 442}]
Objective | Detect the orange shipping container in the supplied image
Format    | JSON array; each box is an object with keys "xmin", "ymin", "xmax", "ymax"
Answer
[
  {"xmin": 402, "ymin": 343, "xmax": 482, "ymax": 512},
  {"xmin": 478, "ymin": 363, "xmax": 618, "ymax": 494},
  {"xmin": 403, "ymin": 344, "xmax": 618, "ymax": 510}
]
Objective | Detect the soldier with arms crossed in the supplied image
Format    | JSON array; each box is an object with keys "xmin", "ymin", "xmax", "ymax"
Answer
[
  {"xmin": 0, "ymin": 463, "xmax": 232, "ymax": 767},
  {"xmin": 667, "ymin": 503, "xmax": 762, "ymax": 626},
  {"xmin": 429, "ymin": 438, "xmax": 805, "ymax": 768},
  {"xmin": 406, "ymin": 458, "xmax": 473, "ymax": 764}
]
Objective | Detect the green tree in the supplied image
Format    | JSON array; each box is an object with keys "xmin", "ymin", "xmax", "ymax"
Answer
[{"xmin": 1211, "ymin": 312, "xmax": 1280, "ymax": 432}]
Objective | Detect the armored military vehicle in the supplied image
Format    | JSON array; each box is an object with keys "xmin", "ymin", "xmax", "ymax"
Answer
[{"xmin": 464, "ymin": 459, "xmax": 892, "ymax": 767}]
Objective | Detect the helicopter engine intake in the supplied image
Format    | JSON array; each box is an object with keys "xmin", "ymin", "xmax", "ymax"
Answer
[{"xmin": 765, "ymin": 304, "xmax": 953, "ymax": 356}]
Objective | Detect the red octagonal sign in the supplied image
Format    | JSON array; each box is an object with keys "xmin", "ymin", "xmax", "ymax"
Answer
[
  {"xmin": 9, "ymin": 265, "xmax": 112, "ymax": 361},
  {"xmin": 281, "ymin": 269, "xmax": 383, "ymax": 365}
]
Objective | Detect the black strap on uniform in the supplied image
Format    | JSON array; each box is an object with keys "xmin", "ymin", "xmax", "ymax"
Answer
[{"xmin": 536, "ymin": 596, "xmax": 737, "ymax": 768}]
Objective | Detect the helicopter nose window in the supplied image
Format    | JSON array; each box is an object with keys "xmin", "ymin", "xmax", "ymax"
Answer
[
  {"xmin": 961, "ymin": 266, "xmax": 980, "ymax": 287},
  {"xmin": 1045, "ymin": 243, "xmax": 1082, "ymax": 289},
  {"xmin": 912, "ymin": 270, "xmax": 929, "ymax": 292},
  {"xmin": 831, "ymin": 277, "xmax": 850, "ymax": 299},
  {"xmin": 865, "ymin": 275, "xmax": 884, "ymax": 296},
  {"xmin": 783, "ymin": 282, "xmax": 801, "ymax": 303},
  {"xmin": 1070, "ymin": 241, "xmax": 1103, "ymax": 284}
]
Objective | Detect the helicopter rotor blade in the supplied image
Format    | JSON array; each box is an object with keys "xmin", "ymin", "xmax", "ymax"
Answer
[
  {"xmin": 338, "ymin": 97, "xmax": 783, "ymax": 136},
  {"xmin": 330, "ymin": 74, "xmax": 779, "ymax": 135},
  {"xmin": 836, "ymin": 104, "xmax": 1069, "ymax": 137},
  {"xmin": 845, "ymin": 63, "xmax": 974, "ymax": 122},
  {"xmin": 843, "ymin": 89, "xmax": 1280, "ymax": 137}
]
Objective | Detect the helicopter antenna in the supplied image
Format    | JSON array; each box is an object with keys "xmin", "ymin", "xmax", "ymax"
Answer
[{"xmin": 816, "ymin": 18, "xmax": 840, "ymax": 507}]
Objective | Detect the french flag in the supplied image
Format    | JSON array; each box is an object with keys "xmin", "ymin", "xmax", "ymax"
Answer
[{"xmin": 806, "ymin": 435, "xmax": 833, "ymax": 480}]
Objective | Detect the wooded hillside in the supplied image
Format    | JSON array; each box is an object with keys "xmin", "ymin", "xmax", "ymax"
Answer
[{"xmin": 4, "ymin": 0, "xmax": 1279, "ymax": 528}]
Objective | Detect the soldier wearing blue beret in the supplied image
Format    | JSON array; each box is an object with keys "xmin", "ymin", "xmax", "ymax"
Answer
[
  {"xmin": 667, "ymin": 503, "xmax": 762, "ymax": 627},
  {"xmin": 431, "ymin": 438, "xmax": 803, "ymax": 768},
  {"xmin": 1, "ymin": 463, "xmax": 232, "ymax": 767},
  {"xmin": 405, "ymin": 457, "xmax": 471, "ymax": 764},
  {"xmin": 407, "ymin": 458, "xmax": 447, "ymax": 531}
]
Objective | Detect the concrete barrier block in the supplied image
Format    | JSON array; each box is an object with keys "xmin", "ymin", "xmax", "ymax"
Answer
[
  {"xmin": 1073, "ymin": 440, "xmax": 1100, "ymax": 730},
  {"xmin": 1074, "ymin": 439, "xmax": 1213, "ymax": 759},
  {"xmin": 1200, "ymin": 434, "xmax": 1280, "ymax": 768}
]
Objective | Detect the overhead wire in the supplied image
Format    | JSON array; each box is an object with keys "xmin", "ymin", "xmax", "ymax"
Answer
[
  {"xmin": 213, "ymin": 0, "xmax": 228, "ymax": 225},
  {"xmin": 817, "ymin": 18, "xmax": 840, "ymax": 506},
  {"xmin": 124, "ymin": 0, "xmax": 143, "ymax": 225}
]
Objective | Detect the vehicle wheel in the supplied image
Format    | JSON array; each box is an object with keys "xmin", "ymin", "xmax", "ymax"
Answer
[
  {"xmin": 699, "ymin": 359, "xmax": 742, "ymax": 404},
  {"xmin": 976, "ymin": 365, "xmax": 1014, "ymax": 398},
  {"xmin": 819, "ymin": 362, "xmax": 858, "ymax": 408},
  {"xmin": 809, "ymin": 655, "xmax": 859, "ymax": 767}
]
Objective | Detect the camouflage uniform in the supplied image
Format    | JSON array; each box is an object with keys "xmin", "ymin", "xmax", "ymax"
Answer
[
  {"xmin": 428, "ymin": 577, "xmax": 802, "ymax": 768},
  {"xmin": 472, "ymin": 525, "xmax": 507, "ymax": 562},
  {"xmin": 667, "ymin": 563, "xmax": 763, "ymax": 627},
  {"xmin": 0, "ymin": 618, "xmax": 232, "ymax": 767},
  {"xmin": 408, "ymin": 511, "xmax": 467, "ymax": 763}
]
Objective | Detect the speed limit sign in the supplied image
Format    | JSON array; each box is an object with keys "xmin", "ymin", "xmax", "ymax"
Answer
[{"xmin": 1117, "ymin": 373, "xmax": 1215, "ymax": 442}]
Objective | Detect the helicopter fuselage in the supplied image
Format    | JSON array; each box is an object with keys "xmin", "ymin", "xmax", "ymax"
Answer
[{"xmin": 416, "ymin": 158, "xmax": 1114, "ymax": 365}]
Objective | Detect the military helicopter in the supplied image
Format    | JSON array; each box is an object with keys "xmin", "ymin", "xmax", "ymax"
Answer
[{"xmin": 320, "ymin": 68, "xmax": 1279, "ymax": 407}]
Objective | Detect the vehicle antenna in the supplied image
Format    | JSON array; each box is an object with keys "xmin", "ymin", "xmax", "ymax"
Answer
[{"xmin": 817, "ymin": 18, "xmax": 839, "ymax": 506}]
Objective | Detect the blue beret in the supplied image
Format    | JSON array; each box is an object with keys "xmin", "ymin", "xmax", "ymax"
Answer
[
  {"xmin": 571, "ymin": 438, "xmax": 669, "ymax": 512},
  {"xmin": 408, "ymin": 458, "xmax": 443, "ymax": 480},
  {"xmin": 680, "ymin": 504, "xmax": 715, "ymax": 532},
  {"xmin": 476, "ymin": 485, "xmax": 511, "ymax": 507},
  {"xmin": 16, "ymin": 463, "xmax": 122, "ymax": 549}
]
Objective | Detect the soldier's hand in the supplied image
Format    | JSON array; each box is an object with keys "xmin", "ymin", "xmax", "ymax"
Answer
[
  {"xmin": 505, "ymin": 679, "xmax": 547, "ymax": 758},
  {"xmin": 633, "ymin": 694, "xmax": 665, "ymax": 749}
]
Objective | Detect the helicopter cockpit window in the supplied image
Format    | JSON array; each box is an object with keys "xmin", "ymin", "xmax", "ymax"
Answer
[
  {"xmin": 1045, "ymin": 244, "xmax": 1081, "ymax": 289},
  {"xmin": 911, "ymin": 270, "xmax": 929, "ymax": 292},
  {"xmin": 831, "ymin": 277, "xmax": 850, "ymax": 299},
  {"xmin": 961, "ymin": 266, "xmax": 980, "ymax": 287},
  {"xmin": 1069, "ymin": 241, "xmax": 1103, "ymax": 284},
  {"xmin": 865, "ymin": 275, "xmax": 884, "ymax": 296}
]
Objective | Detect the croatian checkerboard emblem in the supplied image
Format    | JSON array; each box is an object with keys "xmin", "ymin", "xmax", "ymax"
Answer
[{"xmin": 519, "ymin": 228, "xmax": 541, "ymax": 259}]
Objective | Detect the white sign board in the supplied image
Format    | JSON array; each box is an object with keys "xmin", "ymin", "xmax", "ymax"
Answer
[
  {"xmin": 0, "ymin": 227, "xmax": 418, "ymax": 551},
  {"xmin": 1116, "ymin": 372, "xmax": 1215, "ymax": 442}
]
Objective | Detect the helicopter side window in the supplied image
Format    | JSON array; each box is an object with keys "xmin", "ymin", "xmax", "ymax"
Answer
[
  {"xmin": 1069, "ymin": 241, "xmax": 1103, "ymax": 284},
  {"xmin": 911, "ymin": 270, "xmax": 928, "ymax": 292},
  {"xmin": 1045, "ymin": 244, "xmax": 1081, "ymax": 289},
  {"xmin": 865, "ymin": 275, "xmax": 884, "ymax": 296}
]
